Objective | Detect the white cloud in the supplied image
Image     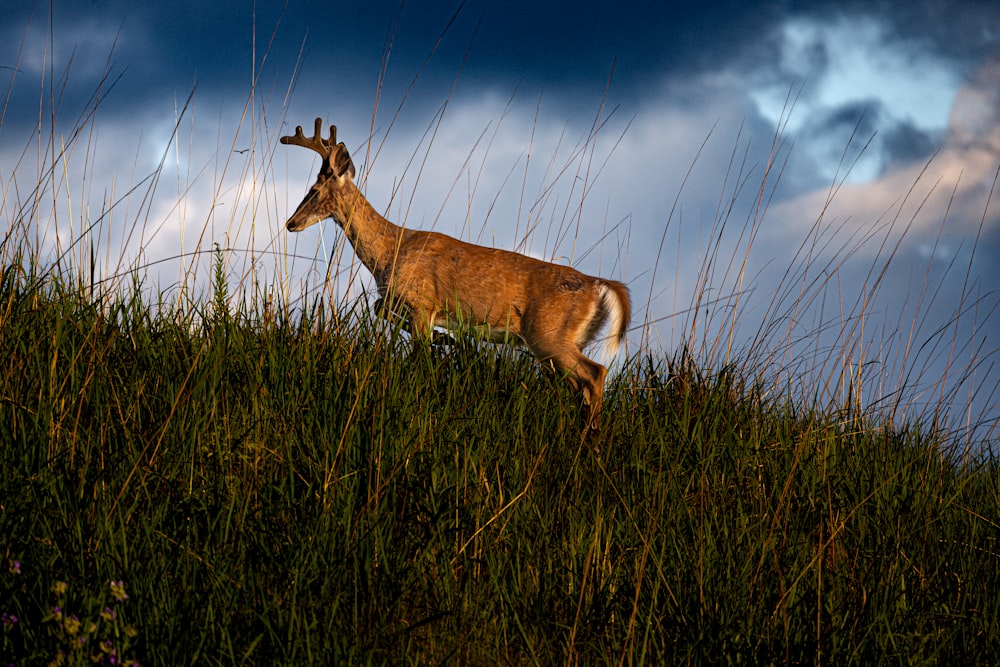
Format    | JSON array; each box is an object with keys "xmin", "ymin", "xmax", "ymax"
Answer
[
  {"xmin": 756, "ymin": 15, "xmax": 960, "ymax": 134},
  {"xmin": 767, "ymin": 58, "xmax": 1000, "ymax": 248},
  {"xmin": 750, "ymin": 14, "xmax": 962, "ymax": 185}
]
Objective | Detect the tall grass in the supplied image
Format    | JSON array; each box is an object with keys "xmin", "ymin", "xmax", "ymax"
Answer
[
  {"xmin": 2, "ymin": 246, "xmax": 998, "ymax": 664},
  {"xmin": 2, "ymin": 15, "xmax": 999, "ymax": 665}
]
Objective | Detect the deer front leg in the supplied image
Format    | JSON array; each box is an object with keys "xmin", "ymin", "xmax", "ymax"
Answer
[
  {"xmin": 376, "ymin": 297, "xmax": 454, "ymax": 347},
  {"xmin": 407, "ymin": 307, "xmax": 458, "ymax": 347},
  {"xmin": 373, "ymin": 295, "xmax": 410, "ymax": 331}
]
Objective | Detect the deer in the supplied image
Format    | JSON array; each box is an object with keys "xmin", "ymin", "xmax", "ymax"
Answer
[{"xmin": 280, "ymin": 118, "xmax": 631, "ymax": 429}]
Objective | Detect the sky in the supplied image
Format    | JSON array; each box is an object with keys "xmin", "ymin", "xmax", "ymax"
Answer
[{"xmin": 2, "ymin": 0, "xmax": 998, "ymax": 444}]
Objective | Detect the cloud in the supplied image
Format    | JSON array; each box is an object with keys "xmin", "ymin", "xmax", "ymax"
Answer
[{"xmin": 767, "ymin": 58, "xmax": 1000, "ymax": 248}]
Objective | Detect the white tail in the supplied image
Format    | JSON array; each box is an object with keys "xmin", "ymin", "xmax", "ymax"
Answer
[{"xmin": 281, "ymin": 118, "xmax": 631, "ymax": 429}]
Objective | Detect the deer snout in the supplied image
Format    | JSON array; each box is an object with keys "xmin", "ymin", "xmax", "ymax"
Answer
[
  {"xmin": 285, "ymin": 188, "xmax": 327, "ymax": 232},
  {"xmin": 286, "ymin": 212, "xmax": 325, "ymax": 232}
]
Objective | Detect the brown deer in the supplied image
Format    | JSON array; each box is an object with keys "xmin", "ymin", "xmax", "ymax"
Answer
[{"xmin": 280, "ymin": 118, "xmax": 630, "ymax": 429}]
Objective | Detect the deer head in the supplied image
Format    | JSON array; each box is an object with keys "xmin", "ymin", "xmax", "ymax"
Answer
[{"xmin": 280, "ymin": 118, "xmax": 357, "ymax": 231}]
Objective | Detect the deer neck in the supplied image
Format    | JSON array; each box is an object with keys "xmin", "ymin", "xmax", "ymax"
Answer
[{"xmin": 332, "ymin": 182, "xmax": 404, "ymax": 276}]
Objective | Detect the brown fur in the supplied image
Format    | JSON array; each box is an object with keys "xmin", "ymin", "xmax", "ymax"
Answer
[{"xmin": 281, "ymin": 119, "xmax": 631, "ymax": 428}]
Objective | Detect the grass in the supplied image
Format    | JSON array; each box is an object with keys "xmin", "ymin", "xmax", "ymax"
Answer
[
  {"xmin": 1, "ymin": 242, "xmax": 998, "ymax": 664},
  {"xmin": 2, "ymin": 14, "xmax": 1000, "ymax": 664}
]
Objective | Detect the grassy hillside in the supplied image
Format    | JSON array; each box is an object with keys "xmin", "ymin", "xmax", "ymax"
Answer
[{"xmin": 1, "ymin": 250, "xmax": 997, "ymax": 665}]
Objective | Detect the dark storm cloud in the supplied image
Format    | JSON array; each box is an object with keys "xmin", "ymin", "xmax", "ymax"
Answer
[
  {"xmin": 0, "ymin": 1, "xmax": 787, "ymax": 114},
  {"xmin": 793, "ymin": 101, "xmax": 942, "ymax": 181},
  {"xmin": 880, "ymin": 120, "xmax": 942, "ymax": 165},
  {"xmin": 426, "ymin": 1, "xmax": 781, "ymax": 87},
  {"xmin": 870, "ymin": 0, "xmax": 1000, "ymax": 65},
  {"xmin": 776, "ymin": 0, "xmax": 1000, "ymax": 60},
  {"xmin": 827, "ymin": 102, "xmax": 881, "ymax": 135},
  {"xmin": 5, "ymin": 0, "xmax": 998, "ymax": 121},
  {"xmin": 1, "ymin": 2, "xmax": 381, "ymax": 127}
]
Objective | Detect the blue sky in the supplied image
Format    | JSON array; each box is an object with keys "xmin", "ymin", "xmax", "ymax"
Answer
[{"xmin": 2, "ymin": 1, "xmax": 998, "ymax": 441}]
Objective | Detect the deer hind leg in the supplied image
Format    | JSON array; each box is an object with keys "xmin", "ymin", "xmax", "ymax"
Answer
[
  {"xmin": 531, "ymin": 341, "xmax": 608, "ymax": 430},
  {"xmin": 576, "ymin": 357, "xmax": 608, "ymax": 430}
]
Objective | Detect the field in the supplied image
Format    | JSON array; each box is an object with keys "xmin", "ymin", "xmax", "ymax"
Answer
[
  {"xmin": 2, "ymin": 40, "xmax": 1000, "ymax": 666},
  {"xmin": 2, "ymin": 242, "xmax": 999, "ymax": 665}
]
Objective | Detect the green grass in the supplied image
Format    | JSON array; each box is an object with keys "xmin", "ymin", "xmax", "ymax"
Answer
[{"xmin": 0, "ymin": 248, "xmax": 998, "ymax": 665}]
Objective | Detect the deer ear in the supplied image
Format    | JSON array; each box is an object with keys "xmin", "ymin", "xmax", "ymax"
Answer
[
  {"xmin": 341, "ymin": 154, "xmax": 357, "ymax": 180},
  {"xmin": 327, "ymin": 143, "xmax": 356, "ymax": 181}
]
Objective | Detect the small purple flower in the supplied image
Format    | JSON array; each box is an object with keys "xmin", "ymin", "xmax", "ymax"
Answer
[
  {"xmin": 101, "ymin": 638, "xmax": 121, "ymax": 662},
  {"xmin": 7, "ymin": 560, "xmax": 20, "ymax": 576},
  {"xmin": 1, "ymin": 611, "xmax": 17, "ymax": 628}
]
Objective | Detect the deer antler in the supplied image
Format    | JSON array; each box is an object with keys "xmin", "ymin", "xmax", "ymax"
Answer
[{"xmin": 279, "ymin": 117, "xmax": 338, "ymax": 158}]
